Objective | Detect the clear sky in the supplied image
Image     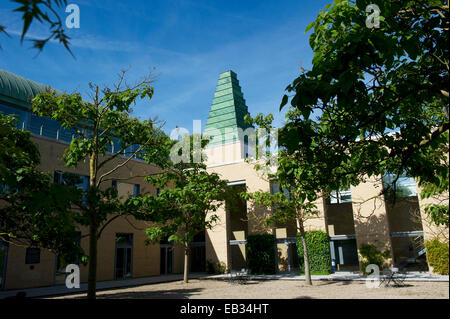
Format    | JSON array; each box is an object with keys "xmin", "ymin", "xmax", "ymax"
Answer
[{"xmin": 0, "ymin": 0, "xmax": 331, "ymax": 135}]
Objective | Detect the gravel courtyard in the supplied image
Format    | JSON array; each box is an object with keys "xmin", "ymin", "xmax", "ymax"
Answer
[{"xmin": 49, "ymin": 279, "xmax": 449, "ymax": 299}]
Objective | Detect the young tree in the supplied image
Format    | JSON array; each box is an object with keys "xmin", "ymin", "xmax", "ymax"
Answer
[
  {"xmin": 127, "ymin": 134, "xmax": 229, "ymax": 283},
  {"xmin": 0, "ymin": 113, "xmax": 83, "ymax": 263},
  {"xmin": 241, "ymin": 129, "xmax": 321, "ymax": 285},
  {"xmin": 31, "ymin": 70, "xmax": 171, "ymax": 299}
]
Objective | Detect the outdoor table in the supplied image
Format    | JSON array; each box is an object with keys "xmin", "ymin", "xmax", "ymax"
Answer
[{"xmin": 379, "ymin": 267, "xmax": 406, "ymax": 287}]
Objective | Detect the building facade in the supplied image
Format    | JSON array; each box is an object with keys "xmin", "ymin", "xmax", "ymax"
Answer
[
  {"xmin": 0, "ymin": 69, "xmax": 448, "ymax": 291},
  {"xmin": 0, "ymin": 70, "xmax": 194, "ymax": 290},
  {"xmin": 202, "ymin": 70, "xmax": 448, "ymax": 274}
]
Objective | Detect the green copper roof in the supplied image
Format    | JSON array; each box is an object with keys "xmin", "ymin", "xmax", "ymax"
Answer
[
  {"xmin": 0, "ymin": 69, "xmax": 62, "ymax": 109},
  {"xmin": 204, "ymin": 70, "xmax": 253, "ymax": 147}
]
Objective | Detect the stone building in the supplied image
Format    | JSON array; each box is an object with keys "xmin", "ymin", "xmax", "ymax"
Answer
[{"xmin": 0, "ymin": 69, "xmax": 447, "ymax": 291}]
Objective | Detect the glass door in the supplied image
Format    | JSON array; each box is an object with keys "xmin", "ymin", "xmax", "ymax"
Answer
[
  {"xmin": 115, "ymin": 234, "xmax": 133, "ymax": 280},
  {"xmin": 160, "ymin": 245, "xmax": 173, "ymax": 275},
  {"xmin": 0, "ymin": 241, "xmax": 7, "ymax": 290}
]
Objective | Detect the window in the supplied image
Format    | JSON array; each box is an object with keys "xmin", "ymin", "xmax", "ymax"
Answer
[
  {"xmin": 25, "ymin": 248, "xmax": 40, "ymax": 264},
  {"xmin": 112, "ymin": 181, "xmax": 139, "ymax": 199},
  {"xmin": 271, "ymin": 182, "xmax": 279, "ymax": 195},
  {"xmin": 115, "ymin": 233, "xmax": 133, "ymax": 280},
  {"xmin": 328, "ymin": 188, "xmax": 352, "ymax": 204},
  {"xmin": 0, "ymin": 104, "xmax": 29, "ymax": 129},
  {"xmin": 133, "ymin": 184, "xmax": 140, "ymax": 197},
  {"xmin": 54, "ymin": 171, "xmax": 89, "ymax": 204},
  {"xmin": 382, "ymin": 172, "xmax": 417, "ymax": 198},
  {"xmin": 116, "ymin": 233, "xmax": 133, "ymax": 246},
  {"xmin": 29, "ymin": 114, "xmax": 61, "ymax": 139},
  {"xmin": 270, "ymin": 181, "xmax": 291, "ymax": 200},
  {"xmin": 54, "ymin": 171, "xmax": 89, "ymax": 192}
]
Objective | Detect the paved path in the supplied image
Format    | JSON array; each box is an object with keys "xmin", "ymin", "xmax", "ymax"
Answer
[
  {"xmin": 206, "ymin": 271, "xmax": 449, "ymax": 282},
  {"xmin": 0, "ymin": 273, "xmax": 205, "ymax": 299},
  {"xmin": 1, "ymin": 271, "xmax": 447, "ymax": 299}
]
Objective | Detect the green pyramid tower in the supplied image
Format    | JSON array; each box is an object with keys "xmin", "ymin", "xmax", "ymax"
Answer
[{"xmin": 204, "ymin": 70, "xmax": 253, "ymax": 147}]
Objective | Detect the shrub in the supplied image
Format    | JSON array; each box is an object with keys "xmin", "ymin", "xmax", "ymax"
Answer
[
  {"xmin": 246, "ymin": 234, "xmax": 276, "ymax": 274},
  {"xmin": 425, "ymin": 239, "xmax": 449, "ymax": 275},
  {"xmin": 206, "ymin": 259, "xmax": 227, "ymax": 274},
  {"xmin": 297, "ymin": 230, "xmax": 331, "ymax": 274},
  {"xmin": 359, "ymin": 243, "xmax": 391, "ymax": 274}
]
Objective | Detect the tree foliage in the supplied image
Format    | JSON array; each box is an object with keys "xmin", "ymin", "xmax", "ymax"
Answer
[
  {"xmin": 126, "ymin": 134, "xmax": 230, "ymax": 283},
  {"xmin": 245, "ymin": 0, "xmax": 449, "ymax": 283},
  {"xmin": 278, "ymin": 0, "xmax": 448, "ymax": 194},
  {"xmin": 0, "ymin": 113, "xmax": 83, "ymax": 263},
  {"xmin": 425, "ymin": 238, "xmax": 449, "ymax": 274},
  {"xmin": 296, "ymin": 230, "xmax": 331, "ymax": 274},
  {"xmin": 31, "ymin": 69, "xmax": 171, "ymax": 298},
  {"xmin": 1, "ymin": 0, "xmax": 73, "ymax": 54},
  {"xmin": 246, "ymin": 234, "xmax": 276, "ymax": 275}
]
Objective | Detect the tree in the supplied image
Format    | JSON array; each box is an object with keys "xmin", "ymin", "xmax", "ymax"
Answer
[
  {"xmin": 241, "ymin": 130, "xmax": 321, "ymax": 285},
  {"xmin": 244, "ymin": 0, "xmax": 448, "ymax": 281},
  {"xmin": 31, "ymin": 69, "xmax": 171, "ymax": 299},
  {"xmin": 1, "ymin": 0, "xmax": 73, "ymax": 54},
  {"xmin": 0, "ymin": 113, "xmax": 83, "ymax": 263},
  {"xmin": 127, "ymin": 134, "xmax": 229, "ymax": 283},
  {"xmin": 275, "ymin": 0, "xmax": 448, "ymax": 215}
]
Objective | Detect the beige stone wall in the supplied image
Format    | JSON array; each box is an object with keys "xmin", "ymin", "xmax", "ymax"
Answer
[
  {"xmin": 205, "ymin": 157, "xmax": 272, "ymax": 270},
  {"xmin": 3, "ymin": 135, "xmax": 185, "ymax": 290},
  {"xmin": 275, "ymin": 228, "xmax": 288, "ymax": 271},
  {"xmin": 350, "ymin": 176, "xmax": 393, "ymax": 269},
  {"xmin": 304, "ymin": 197, "xmax": 327, "ymax": 232},
  {"xmin": 385, "ymin": 197, "xmax": 422, "ymax": 233},
  {"xmin": 325, "ymin": 202, "xmax": 356, "ymax": 236},
  {"xmin": 416, "ymin": 184, "xmax": 449, "ymax": 243},
  {"xmin": 205, "ymin": 206, "xmax": 229, "ymax": 271},
  {"xmin": 4, "ymin": 247, "xmax": 56, "ymax": 290},
  {"xmin": 204, "ymin": 142, "xmax": 244, "ymax": 166}
]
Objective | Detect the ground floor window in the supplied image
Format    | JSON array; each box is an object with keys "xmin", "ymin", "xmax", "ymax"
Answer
[
  {"xmin": 390, "ymin": 231, "xmax": 428, "ymax": 271},
  {"xmin": 25, "ymin": 247, "xmax": 41, "ymax": 264},
  {"xmin": 190, "ymin": 241, "xmax": 206, "ymax": 272},
  {"xmin": 0, "ymin": 241, "xmax": 8, "ymax": 290},
  {"xmin": 160, "ymin": 244, "xmax": 173, "ymax": 275},
  {"xmin": 329, "ymin": 236, "xmax": 359, "ymax": 271},
  {"xmin": 115, "ymin": 233, "xmax": 133, "ymax": 280}
]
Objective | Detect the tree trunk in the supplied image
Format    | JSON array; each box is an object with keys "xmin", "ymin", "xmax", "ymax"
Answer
[
  {"xmin": 87, "ymin": 218, "xmax": 98, "ymax": 299},
  {"xmin": 87, "ymin": 153, "xmax": 98, "ymax": 299},
  {"xmin": 183, "ymin": 242, "xmax": 190, "ymax": 283},
  {"xmin": 299, "ymin": 220, "xmax": 312, "ymax": 285}
]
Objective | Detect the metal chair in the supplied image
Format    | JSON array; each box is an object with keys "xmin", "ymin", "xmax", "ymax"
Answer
[
  {"xmin": 228, "ymin": 268, "xmax": 250, "ymax": 285},
  {"xmin": 379, "ymin": 267, "xmax": 406, "ymax": 287}
]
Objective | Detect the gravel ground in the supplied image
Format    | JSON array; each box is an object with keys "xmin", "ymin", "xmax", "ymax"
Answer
[{"xmin": 49, "ymin": 279, "xmax": 449, "ymax": 299}]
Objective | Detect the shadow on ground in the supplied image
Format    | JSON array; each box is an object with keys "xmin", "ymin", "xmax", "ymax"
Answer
[
  {"xmin": 303, "ymin": 280, "xmax": 353, "ymax": 287},
  {"xmin": 69, "ymin": 287, "xmax": 205, "ymax": 299},
  {"xmin": 226, "ymin": 281, "xmax": 261, "ymax": 286}
]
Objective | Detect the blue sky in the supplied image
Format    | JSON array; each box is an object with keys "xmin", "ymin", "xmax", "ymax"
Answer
[{"xmin": 0, "ymin": 0, "xmax": 330, "ymax": 134}]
